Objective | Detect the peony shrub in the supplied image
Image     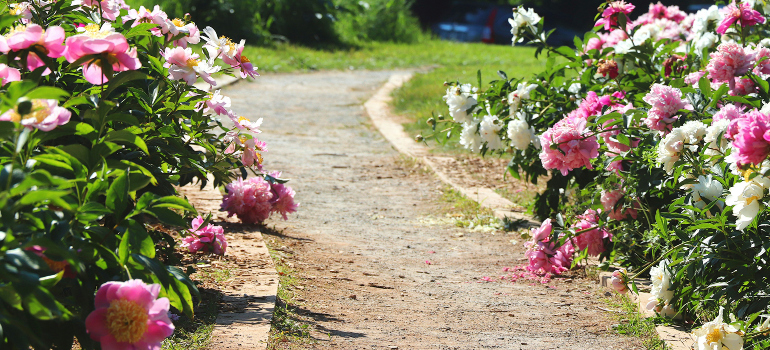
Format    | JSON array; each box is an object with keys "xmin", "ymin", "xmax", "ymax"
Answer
[
  {"xmin": 430, "ymin": 0, "xmax": 770, "ymax": 345},
  {"xmin": 0, "ymin": 0, "xmax": 295, "ymax": 348}
]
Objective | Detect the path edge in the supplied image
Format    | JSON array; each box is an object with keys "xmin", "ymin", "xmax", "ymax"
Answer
[{"xmin": 364, "ymin": 73, "xmax": 692, "ymax": 350}]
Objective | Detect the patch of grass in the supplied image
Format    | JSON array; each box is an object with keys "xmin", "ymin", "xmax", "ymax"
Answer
[
  {"xmin": 495, "ymin": 186, "xmax": 539, "ymax": 211},
  {"xmin": 605, "ymin": 294, "xmax": 669, "ymax": 350},
  {"xmin": 161, "ymin": 286, "xmax": 221, "ymax": 350},
  {"xmin": 441, "ymin": 186, "xmax": 501, "ymax": 230},
  {"xmin": 265, "ymin": 243, "xmax": 314, "ymax": 348}
]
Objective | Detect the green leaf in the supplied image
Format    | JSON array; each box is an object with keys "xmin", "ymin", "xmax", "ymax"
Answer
[
  {"xmin": 103, "ymin": 130, "xmax": 149, "ymax": 154},
  {"xmin": 145, "ymin": 207, "xmax": 188, "ymax": 227},
  {"xmin": 152, "ymin": 196, "xmax": 196, "ymax": 212},
  {"xmin": 123, "ymin": 23, "xmax": 159, "ymax": 38},
  {"xmin": 106, "ymin": 170, "xmax": 129, "ymax": 216},
  {"xmin": 24, "ymin": 86, "xmax": 70, "ymax": 101},
  {"xmin": 102, "ymin": 71, "xmax": 149, "ymax": 98}
]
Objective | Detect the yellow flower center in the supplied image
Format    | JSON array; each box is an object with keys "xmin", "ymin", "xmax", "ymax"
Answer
[
  {"xmin": 705, "ymin": 327, "xmax": 722, "ymax": 344},
  {"xmin": 220, "ymin": 36, "xmax": 238, "ymax": 56},
  {"xmin": 237, "ymin": 116, "xmax": 250, "ymax": 125},
  {"xmin": 105, "ymin": 299, "xmax": 148, "ymax": 344},
  {"xmin": 171, "ymin": 18, "xmax": 185, "ymax": 27},
  {"xmin": 186, "ymin": 58, "xmax": 199, "ymax": 68},
  {"xmin": 6, "ymin": 100, "xmax": 50, "ymax": 124},
  {"xmin": 9, "ymin": 3, "xmax": 22, "ymax": 15},
  {"xmin": 256, "ymin": 153, "xmax": 263, "ymax": 164},
  {"xmin": 5, "ymin": 24, "xmax": 27, "ymax": 38},
  {"xmin": 241, "ymin": 56, "xmax": 250, "ymax": 64},
  {"xmin": 83, "ymin": 24, "xmax": 112, "ymax": 39}
]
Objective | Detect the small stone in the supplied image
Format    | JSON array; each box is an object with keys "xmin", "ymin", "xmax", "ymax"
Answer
[{"xmin": 349, "ymin": 295, "xmax": 357, "ymax": 300}]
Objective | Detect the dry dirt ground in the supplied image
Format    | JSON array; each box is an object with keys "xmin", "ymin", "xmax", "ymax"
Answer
[{"xmin": 219, "ymin": 71, "xmax": 643, "ymax": 349}]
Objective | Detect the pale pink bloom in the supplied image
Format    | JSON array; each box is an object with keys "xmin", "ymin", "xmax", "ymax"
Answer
[
  {"xmin": 85, "ymin": 280, "xmax": 174, "ymax": 349},
  {"xmin": 64, "ymin": 24, "xmax": 141, "ymax": 85},
  {"xmin": 585, "ymin": 36, "xmax": 606, "ymax": 52},
  {"xmin": 163, "ymin": 46, "xmax": 219, "ymax": 86},
  {"xmin": 200, "ymin": 26, "xmax": 243, "ymax": 62},
  {"xmin": 0, "ymin": 24, "xmax": 66, "ymax": 75},
  {"xmin": 196, "ymin": 90, "xmax": 231, "ymax": 115},
  {"xmin": 539, "ymin": 114, "xmax": 600, "ymax": 176},
  {"xmin": 241, "ymin": 138, "xmax": 263, "ymax": 168},
  {"xmin": 707, "ymin": 43, "xmax": 754, "ymax": 84},
  {"xmin": 601, "ymin": 188, "xmax": 638, "ymax": 221},
  {"xmin": 577, "ymin": 209, "xmax": 600, "ymax": 224},
  {"xmin": 717, "ymin": 1, "xmax": 765, "ymax": 35},
  {"xmin": 603, "ymin": 29, "xmax": 628, "ymax": 47},
  {"xmin": 633, "ymin": 2, "xmax": 687, "ymax": 25},
  {"xmin": 181, "ymin": 216, "xmax": 227, "ymax": 255},
  {"xmin": 0, "ymin": 99, "xmax": 71, "ymax": 131},
  {"xmin": 730, "ymin": 77, "xmax": 756, "ymax": 96},
  {"xmin": 611, "ymin": 269, "xmax": 629, "ymax": 294},
  {"xmin": 530, "ymin": 218, "xmax": 552, "ymax": 242},
  {"xmin": 163, "ymin": 18, "xmax": 200, "ymax": 48},
  {"xmin": 730, "ymin": 110, "xmax": 770, "ymax": 166},
  {"xmin": 222, "ymin": 44, "xmax": 259, "ymax": 79},
  {"xmin": 713, "ymin": 103, "xmax": 744, "ymax": 124},
  {"xmin": 753, "ymin": 46, "xmax": 770, "ymax": 76},
  {"xmin": 0, "ymin": 64, "xmax": 21, "ymax": 85},
  {"xmin": 642, "ymin": 84, "xmax": 691, "ymax": 134},
  {"xmin": 684, "ymin": 71, "xmax": 706, "ymax": 86},
  {"xmin": 221, "ymin": 177, "xmax": 274, "ymax": 224},
  {"xmin": 267, "ymin": 171, "xmax": 299, "ymax": 220},
  {"xmin": 121, "ymin": 5, "xmax": 167, "ymax": 36},
  {"xmin": 233, "ymin": 116, "xmax": 262, "ymax": 134},
  {"xmin": 572, "ymin": 220, "xmax": 610, "ymax": 257},
  {"xmin": 595, "ymin": 1, "xmax": 635, "ymax": 31},
  {"xmin": 8, "ymin": 2, "xmax": 33, "ymax": 23},
  {"xmin": 74, "ymin": 0, "xmax": 122, "ymax": 21}
]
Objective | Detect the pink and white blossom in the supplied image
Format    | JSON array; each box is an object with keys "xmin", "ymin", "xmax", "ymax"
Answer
[
  {"xmin": 64, "ymin": 24, "xmax": 141, "ymax": 85},
  {"xmin": 163, "ymin": 46, "xmax": 219, "ymax": 86},
  {"xmin": 0, "ymin": 99, "xmax": 71, "ymax": 131},
  {"xmin": 0, "ymin": 64, "xmax": 21, "ymax": 85},
  {"xmin": 539, "ymin": 114, "xmax": 599, "ymax": 176},
  {"xmin": 0, "ymin": 24, "xmax": 66, "ymax": 75}
]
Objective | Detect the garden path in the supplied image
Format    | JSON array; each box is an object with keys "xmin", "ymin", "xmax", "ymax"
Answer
[{"xmin": 220, "ymin": 71, "xmax": 643, "ymax": 349}]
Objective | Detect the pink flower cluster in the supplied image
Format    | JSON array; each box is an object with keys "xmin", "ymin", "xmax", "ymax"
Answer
[
  {"xmin": 539, "ymin": 114, "xmax": 599, "ymax": 176},
  {"xmin": 0, "ymin": 24, "xmax": 65, "ymax": 75},
  {"xmin": 717, "ymin": 1, "xmax": 765, "ymax": 35},
  {"xmin": 571, "ymin": 209, "xmax": 612, "ymax": 257},
  {"xmin": 642, "ymin": 84, "xmax": 691, "ymax": 134},
  {"xmin": 601, "ymin": 188, "xmax": 639, "ymax": 221},
  {"xmin": 524, "ymin": 219, "xmax": 574, "ymax": 275},
  {"xmin": 85, "ymin": 280, "xmax": 174, "ymax": 350},
  {"xmin": 730, "ymin": 110, "xmax": 770, "ymax": 166},
  {"xmin": 595, "ymin": 1, "xmax": 635, "ymax": 31},
  {"xmin": 0, "ymin": 99, "xmax": 71, "ymax": 131},
  {"xmin": 64, "ymin": 24, "xmax": 141, "ymax": 85},
  {"xmin": 706, "ymin": 43, "xmax": 753, "ymax": 90},
  {"xmin": 181, "ymin": 216, "xmax": 227, "ymax": 255},
  {"xmin": 220, "ymin": 174, "xmax": 298, "ymax": 224}
]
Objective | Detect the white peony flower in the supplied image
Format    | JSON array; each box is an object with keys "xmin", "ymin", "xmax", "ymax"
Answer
[
  {"xmin": 646, "ymin": 260, "xmax": 675, "ymax": 313},
  {"xmin": 567, "ymin": 83, "xmax": 582, "ymax": 94},
  {"xmin": 509, "ymin": 7, "xmax": 541, "ymax": 44},
  {"xmin": 679, "ymin": 121, "xmax": 707, "ymax": 148},
  {"xmin": 692, "ymin": 307, "xmax": 744, "ymax": 350},
  {"xmin": 692, "ymin": 175, "xmax": 724, "ymax": 209},
  {"xmin": 694, "ymin": 32, "xmax": 719, "ymax": 53},
  {"xmin": 507, "ymin": 112, "xmax": 537, "ymax": 150},
  {"xmin": 725, "ymin": 176, "xmax": 770, "ymax": 230},
  {"xmin": 459, "ymin": 120, "xmax": 482, "ymax": 153},
  {"xmin": 479, "ymin": 114, "xmax": 504, "ymax": 151},
  {"xmin": 507, "ymin": 82, "xmax": 537, "ymax": 115},
  {"xmin": 613, "ymin": 39, "xmax": 635, "ymax": 55},
  {"xmin": 704, "ymin": 119, "xmax": 730, "ymax": 156},
  {"xmin": 657, "ymin": 128, "xmax": 685, "ymax": 174},
  {"xmin": 443, "ymin": 84, "xmax": 478, "ymax": 124}
]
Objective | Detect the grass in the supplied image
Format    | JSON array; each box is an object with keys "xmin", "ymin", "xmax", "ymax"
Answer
[
  {"xmin": 605, "ymin": 294, "xmax": 669, "ymax": 350},
  {"xmin": 265, "ymin": 240, "xmax": 315, "ymax": 348},
  {"xmin": 440, "ymin": 186, "xmax": 501, "ymax": 230}
]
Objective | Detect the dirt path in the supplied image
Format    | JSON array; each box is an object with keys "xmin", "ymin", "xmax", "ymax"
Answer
[{"xmin": 221, "ymin": 71, "xmax": 642, "ymax": 349}]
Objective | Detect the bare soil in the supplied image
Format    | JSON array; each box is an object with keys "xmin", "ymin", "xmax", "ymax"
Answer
[{"xmin": 218, "ymin": 71, "xmax": 643, "ymax": 349}]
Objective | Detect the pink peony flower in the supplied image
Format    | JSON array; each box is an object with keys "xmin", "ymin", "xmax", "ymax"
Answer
[
  {"xmin": 713, "ymin": 103, "xmax": 744, "ymax": 123},
  {"xmin": 162, "ymin": 46, "xmax": 219, "ymax": 86},
  {"xmin": 730, "ymin": 110, "xmax": 770, "ymax": 166},
  {"xmin": 753, "ymin": 46, "xmax": 770, "ymax": 76},
  {"xmin": 75, "ymin": 0, "xmax": 121, "ymax": 21},
  {"xmin": 267, "ymin": 172, "xmax": 299, "ymax": 220},
  {"xmin": 181, "ymin": 216, "xmax": 227, "ymax": 255},
  {"xmin": 64, "ymin": 24, "xmax": 141, "ymax": 85},
  {"xmin": 717, "ymin": 1, "xmax": 765, "ymax": 35},
  {"xmin": 85, "ymin": 280, "xmax": 174, "ymax": 349},
  {"xmin": 0, "ymin": 24, "xmax": 66, "ymax": 75},
  {"xmin": 730, "ymin": 77, "xmax": 756, "ymax": 96},
  {"xmin": 0, "ymin": 99, "xmax": 71, "ymax": 131},
  {"xmin": 524, "ymin": 219, "xmax": 573, "ymax": 275},
  {"xmin": 121, "ymin": 5, "xmax": 166, "ymax": 36},
  {"xmin": 539, "ymin": 114, "xmax": 600, "ymax": 176},
  {"xmin": 530, "ymin": 218, "xmax": 553, "ymax": 242},
  {"xmin": 0, "ymin": 64, "xmax": 21, "ymax": 85},
  {"xmin": 642, "ymin": 84, "xmax": 691, "ymax": 134},
  {"xmin": 163, "ymin": 18, "xmax": 200, "ymax": 48},
  {"xmin": 684, "ymin": 71, "xmax": 706, "ymax": 86},
  {"xmin": 601, "ymin": 188, "xmax": 638, "ymax": 221},
  {"xmin": 221, "ymin": 177, "xmax": 274, "ymax": 224},
  {"xmin": 572, "ymin": 222, "xmax": 610, "ymax": 257},
  {"xmin": 595, "ymin": 1, "xmax": 635, "ymax": 31},
  {"xmin": 706, "ymin": 43, "xmax": 754, "ymax": 84},
  {"xmin": 611, "ymin": 269, "xmax": 629, "ymax": 294}
]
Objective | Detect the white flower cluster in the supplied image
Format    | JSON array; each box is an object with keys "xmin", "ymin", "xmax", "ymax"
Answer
[
  {"xmin": 691, "ymin": 175, "xmax": 724, "ymax": 210},
  {"xmin": 726, "ymin": 171, "xmax": 770, "ymax": 230},
  {"xmin": 689, "ymin": 5, "xmax": 722, "ymax": 54},
  {"xmin": 646, "ymin": 260, "xmax": 677, "ymax": 317},
  {"xmin": 656, "ymin": 121, "xmax": 707, "ymax": 174},
  {"xmin": 509, "ymin": 7, "xmax": 541, "ymax": 44},
  {"xmin": 443, "ymin": 84, "xmax": 478, "ymax": 124},
  {"xmin": 507, "ymin": 112, "xmax": 539, "ymax": 151},
  {"xmin": 692, "ymin": 307, "xmax": 744, "ymax": 350},
  {"xmin": 508, "ymin": 82, "xmax": 537, "ymax": 115},
  {"xmin": 459, "ymin": 119, "xmax": 482, "ymax": 153}
]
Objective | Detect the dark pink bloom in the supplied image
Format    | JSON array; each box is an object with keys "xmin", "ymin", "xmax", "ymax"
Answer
[
  {"xmin": 85, "ymin": 280, "xmax": 174, "ymax": 349},
  {"xmin": 753, "ymin": 46, "xmax": 770, "ymax": 76},
  {"xmin": 717, "ymin": 1, "xmax": 765, "ymax": 35},
  {"xmin": 730, "ymin": 110, "xmax": 770, "ymax": 166},
  {"xmin": 601, "ymin": 188, "xmax": 638, "ymax": 221},
  {"xmin": 64, "ymin": 24, "xmax": 141, "ymax": 85},
  {"xmin": 0, "ymin": 99, "xmax": 71, "ymax": 131},
  {"xmin": 642, "ymin": 84, "xmax": 691, "ymax": 134},
  {"xmin": 539, "ymin": 114, "xmax": 600, "ymax": 176},
  {"xmin": 181, "ymin": 216, "xmax": 227, "ymax": 255},
  {"xmin": 0, "ymin": 24, "xmax": 65, "ymax": 75},
  {"xmin": 595, "ymin": 1, "xmax": 635, "ymax": 31},
  {"xmin": 0, "ymin": 64, "xmax": 21, "ymax": 85},
  {"xmin": 221, "ymin": 177, "xmax": 274, "ymax": 224}
]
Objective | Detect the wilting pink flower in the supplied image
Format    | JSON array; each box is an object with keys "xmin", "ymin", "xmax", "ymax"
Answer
[
  {"xmin": 707, "ymin": 43, "xmax": 754, "ymax": 84},
  {"xmin": 731, "ymin": 110, "xmax": 770, "ymax": 166},
  {"xmin": 181, "ymin": 216, "xmax": 227, "ymax": 255},
  {"xmin": 0, "ymin": 99, "xmax": 71, "ymax": 131},
  {"xmin": 163, "ymin": 46, "xmax": 219, "ymax": 86},
  {"xmin": 64, "ymin": 24, "xmax": 141, "ymax": 85},
  {"xmin": 0, "ymin": 64, "xmax": 21, "ymax": 85},
  {"xmin": 539, "ymin": 114, "xmax": 600, "ymax": 176},
  {"xmin": 601, "ymin": 188, "xmax": 638, "ymax": 221},
  {"xmin": 595, "ymin": 1, "xmax": 635, "ymax": 31},
  {"xmin": 0, "ymin": 24, "xmax": 65, "ymax": 75},
  {"xmin": 121, "ymin": 5, "xmax": 166, "ymax": 36},
  {"xmin": 524, "ymin": 219, "xmax": 573, "ymax": 275},
  {"xmin": 267, "ymin": 171, "xmax": 299, "ymax": 220},
  {"xmin": 663, "ymin": 54, "xmax": 685, "ymax": 77},
  {"xmin": 717, "ymin": 1, "xmax": 765, "ymax": 35},
  {"xmin": 597, "ymin": 59, "xmax": 619, "ymax": 79},
  {"xmin": 85, "ymin": 280, "xmax": 174, "ymax": 349},
  {"xmin": 611, "ymin": 269, "xmax": 629, "ymax": 294},
  {"xmin": 642, "ymin": 84, "xmax": 691, "ymax": 134},
  {"xmin": 530, "ymin": 218, "xmax": 553, "ymax": 242},
  {"xmin": 221, "ymin": 177, "xmax": 274, "ymax": 224}
]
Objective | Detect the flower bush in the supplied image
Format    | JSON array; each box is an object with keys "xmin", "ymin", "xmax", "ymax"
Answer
[
  {"xmin": 0, "ymin": 0, "xmax": 294, "ymax": 348},
  {"xmin": 430, "ymin": 0, "xmax": 770, "ymax": 346}
]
